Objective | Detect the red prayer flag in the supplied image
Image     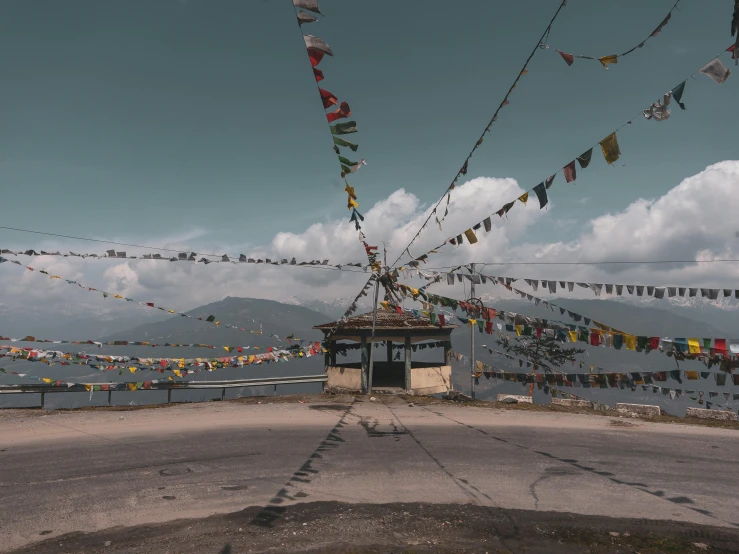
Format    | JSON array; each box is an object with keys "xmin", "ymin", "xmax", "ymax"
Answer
[
  {"xmin": 326, "ymin": 101, "xmax": 351, "ymax": 123},
  {"xmin": 556, "ymin": 50, "xmax": 575, "ymax": 66},
  {"xmin": 319, "ymin": 88, "xmax": 337, "ymax": 108},
  {"xmin": 146, "ymin": 302, "xmax": 154, "ymax": 307},
  {"xmin": 649, "ymin": 337, "xmax": 660, "ymax": 349},
  {"xmin": 313, "ymin": 67, "xmax": 324, "ymax": 82},
  {"xmin": 395, "ymin": 306, "xmax": 403, "ymax": 315},
  {"xmin": 715, "ymin": 338, "xmax": 727, "ymax": 355},
  {"xmin": 308, "ymin": 48, "xmax": 324, "ymax": 67},
  {"xmin": 438, "ymin": 314, "xmax": 446, "ymax": 326},
  {"xmin": 563, "ymin": 160, "xmax": 577, "ymax": 183},
  {"xmin": 590, "ymin": 332, "xmax": 600, "ymax": 346}
]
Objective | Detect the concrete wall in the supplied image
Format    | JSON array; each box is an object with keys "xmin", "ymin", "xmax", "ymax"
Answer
[
  {"xmin": 326, "ymin": 366, "xmax": 362, "ymax": 391},
  {"xmin": 615, "ymin": 403, "xmax": 661, "ymax": 416},
  {"xmin": 410, "ymin": 365, "xmax": 451, "ymax": 396},
  {"xmin": 551, "ymin": 398, "xmax": 592, "ymax": 408},
  {"xmin": 496, "ymin": 394, "xmax": 533, "ymax": 404},
  {"xmin": 686, "ymin": 407, "xmax": 738, "ymax": 422},
  {"xmin": 327, "ymin": 365, "xmax": 452, "ymax": 395}
]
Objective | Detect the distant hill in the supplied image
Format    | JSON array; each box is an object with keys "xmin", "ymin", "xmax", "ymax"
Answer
[
  {"xmin": 99, "ymin": 296, "xmax": 334, "ymax": 345},
  {"xmin": 483, "ymin": 297, "xmax": 728, "ymax": 338},
  {"xmin": 0, "ymin": 302, "xmax": 168, "ymax": 340}
]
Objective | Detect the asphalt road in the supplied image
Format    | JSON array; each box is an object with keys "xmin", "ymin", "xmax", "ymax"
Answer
[{"xmin": 1, "ymin": 396, "xmax": 738, "ymax": 552}]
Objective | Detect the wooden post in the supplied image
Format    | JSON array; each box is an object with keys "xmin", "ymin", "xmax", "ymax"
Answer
[
  {"xmin": 367, "ymin": 278, "xmax": 380, "ymax": 394},
  {"xmin": 108, "ymin": 390, "xmax": 112, "ymax": 406},
  {"xmin": 167, "ymin": 388, "xmax": 172, "ymax": 404},
  {"xmin": 360, "ymin": 335, "xmax": 368, "ymax": 393},
  {"xmin": 386, "ymin": 340, "xmax": 393, "ymax": 363},
  {"xmin": 330, "ymin": 341, "xmax": 336, "ymax": 366},
  {"xmin": 40, "ymin": 392, "xmax": 45, "ymax": 410},
  {"xmin": 404, "ymin": 336, "xmax": 412, "ymax": 391},
  {"xmin": 221, "ymin": 388, "xmax": 226, "ymax": 401}
]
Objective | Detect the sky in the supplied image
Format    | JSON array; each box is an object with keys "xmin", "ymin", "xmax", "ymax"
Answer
[{"xmin": 0, "ymin": 0, "xmax": 738, "ymax": 322}]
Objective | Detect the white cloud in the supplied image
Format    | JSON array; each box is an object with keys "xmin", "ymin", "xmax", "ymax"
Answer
[{"xmin": 2, "ymin": 161, "xmax": 739, "ymax": 322}]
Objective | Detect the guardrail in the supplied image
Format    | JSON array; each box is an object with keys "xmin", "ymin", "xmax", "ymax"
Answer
[{"xmin": 0, "ymin": 374, "xmax": 328, "ymax": 409}]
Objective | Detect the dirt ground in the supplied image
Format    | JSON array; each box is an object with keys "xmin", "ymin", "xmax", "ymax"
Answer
[
  {"xmin": 9, "ymin": 501, "xmax": 739, "ymax": 554},
  {"xmin": 6, "ymin": 391, "xmax": 737, "ymax": 431}
]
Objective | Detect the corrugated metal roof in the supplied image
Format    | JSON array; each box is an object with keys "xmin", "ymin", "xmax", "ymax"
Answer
[{"xmin": 313, "ymin": 311, "xmax": 457, "ymax": 331}]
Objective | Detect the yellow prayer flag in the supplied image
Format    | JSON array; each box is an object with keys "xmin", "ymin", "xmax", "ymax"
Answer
[
  {"xmin": 42, "ymin": 377, "xmax": 52, "ymax": 383},
  {"xmin": 173, "ymin": 369, "xmax": 181, "ymax": 377},
  {"xmin": 687, "ymin": 338, "xmax": 701, "ymax": 354},
  {"xmin": 469, "ymin": 319, "xmax": 477, "ymax": 326},
  {"xmin": 518, "ymin": 192, "xmax": 529, "ymax": 204},
  {"xmin": 84, "ymin": 384, "xmax": 92, "ymax": 392},
  {"xmin": 599, "ymin": 132, "xmax": 621, "ymax": 165},
  {"xmin": 568, "ymin": 330, "xmax": 578, "ymax": 342},
  {"xmin": 128, "ymin": 383, "xmax": 137, "ymax": 391},
  {"xmin": 599, "ymin": 54, "xmax": 618, "ymax": 68},
  {"xmin": 128, "ymin": 367, "xmax": 137, "ymax": 373},
  {"xmin": 686, "ymin": 371, "xmax": 699, "ymax": 380},
  {"xmin": 464, "ymin": 229, "xmax": 478, "ymax": 244},
  {"xmin": 515, "ymin": 325, "xmax": 523, "ymax": 336},
  {"xmin": 224, "ymin": 346, "xmax": 231, "ymax": 352},
  {"xmin": 624, "ymin": 335, "xmax": 637, "ymax": 350},
  {"xmin": 348, "ymin": 197, "xmax": 359, "ymax": 209},
  {"xmin": 178, "ymin": 359, "xmax": 185, "ymax": 368},
  {"xmin": 344, "ymin": 181, "xmax": 356, "ymax": 200},
  {"xmin": 168, "ymin": 310, "xmax": 174, "ymax": 313},
  {"xmin": 114, "ymin": 295, "xmax": 123, "ymax": 299}
]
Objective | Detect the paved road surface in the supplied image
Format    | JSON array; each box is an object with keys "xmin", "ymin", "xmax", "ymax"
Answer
[{"xmin": 1, "ymin": 396, "xmax": 738, "ymax": 552}]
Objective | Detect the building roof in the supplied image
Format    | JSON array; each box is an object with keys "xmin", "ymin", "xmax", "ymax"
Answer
[{"xmin": 313, "ymin": 311, "xmax": 458, "ymax": 332}]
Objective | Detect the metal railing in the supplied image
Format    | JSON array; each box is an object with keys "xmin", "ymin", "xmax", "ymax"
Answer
[{"xmin": 0, "ymin": 374, "xmax": 328, "ymax": 409}]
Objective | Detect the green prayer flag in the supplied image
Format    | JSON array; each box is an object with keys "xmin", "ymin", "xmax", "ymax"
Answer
[
  {"xmin": 333, "ymin": 136, "xmax": 358, "ymax": 151},
  {"xmin": 330, "ymin": 121, "xmax": 357, "ymax": 135},
  {"xmin": 339, "ymin": 156, "xmax": 358, "ymax": 167},
  {"xmin": 206, "ymin": 315, "xmax": 216, "ymax": 322},
  {"xmin": 577, "ymin": 148, "xmax": 593, "ymax": 169}
]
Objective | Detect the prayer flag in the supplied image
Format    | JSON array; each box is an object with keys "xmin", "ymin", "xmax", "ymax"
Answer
[
  {"xmin": 700, "ymin": 58, "xmax": 731, "ymax": 84},
  {"xmin": 333, "ymin": 136, "xmax": 358, "ymax": 152},
  {"xmin": 308, "ymin": 48, "xmax": 324, "ymax": 67},
  {"xmin": 577, "ymin": 148, "xmax": 593, "ymax": 168},
  {"xmin": 563, "ymin": 160, "xmax": 577, "ymax": 183},
  {"xmin": 464, "ymin": 229, "xmax": 478, "ymax": 244},
  {"xmin": 319, "ymin": 88, "xmax": 338, "ymax": 108},
  {"xmin": 671, "ymin": 81, "xmax": 686, "ymax": 110},
  {"xmin": 556, "ymin": 50, "xmax": 574, "ymax": 66},
  {"xmin": 297, "ymin": 11, "xmax": 318, "ymax": 25},
  {"xmin": 327, "ymin": 101, "xmax": 351, "ymax": 123},
  {"xmin": 599, "ymin": 132, "xmax": 621, "ymax": 164},
  {"xmin": 599, "ymin": 54, "xmax": 618, "ymax": 69},
  {"xmin": 533, "ymin": 183, "xmax": 548, "ymax": 208},
  {"xmin": 331, "ymin": 121, "xmax": 357, "ymax": 135},
  {"xmin": 303, "ymin": 35, "xmax": 333, "ymax": 56},
  {"xmin": 293, "ymin": 0, "xmax": 322, "ymax": 14},
  {"xmin": 651, "ymin": 12, "xmax": 671, "ymax": 37}
]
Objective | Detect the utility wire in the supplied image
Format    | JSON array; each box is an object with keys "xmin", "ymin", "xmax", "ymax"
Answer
[
  {"xmin": 388, "ymin": 0, "xmax": 569, "ymax": 270},
  {"xmin": 0, "ymin": 225, "xmax": 367, "ymax": 273},
  {"xmin": 389, "ymin": 41, "xmax": 734, "ymax": 272}
]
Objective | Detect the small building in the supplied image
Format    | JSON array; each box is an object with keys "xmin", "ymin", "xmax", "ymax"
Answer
[{"xmin": 313, "ymin": 311, "xmax": 457, "ymax": 395}]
